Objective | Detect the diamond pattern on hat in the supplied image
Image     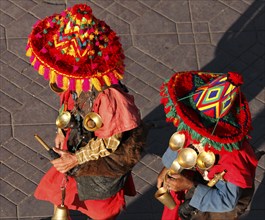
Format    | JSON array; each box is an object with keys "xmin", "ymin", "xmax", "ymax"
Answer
[{"xmin": 193, "ymin": 75, "xmax": 237, "ymax": 119}]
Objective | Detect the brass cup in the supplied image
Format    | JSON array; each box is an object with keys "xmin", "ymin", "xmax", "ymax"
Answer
[
  {"xmin": 170, "ymin": 159, "xmax": 182, "ymax": 173},
  {"xmin": 196, "ymin": 151, "xmax": 215, "ymax": 170},
  {"xmin": 177, "ymin": 148, "xmax": 198, "ymax": 169},
  {"xmin": 83, "ymin": 112, "xmax": 103, "ymax": 131},
  {"xmin": 169, "ymin": 132, "xmax": 185, "ymax": 151},
  {"xmin": 155, "ymin": 187, "xmax": 176, "ymax": 210},
  {"xmin": 56, "ymin": 111, "xmax": 76, "ymax": 129},
  {"xmin": 49, "ymin": 82, "xmax": 65, "ymax": 94}
]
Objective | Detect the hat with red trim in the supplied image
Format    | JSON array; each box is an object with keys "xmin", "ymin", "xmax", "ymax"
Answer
[
  {"xmin": 26, "ymin": 4, "xmax": 124, "ymax": 94},
  {"xmin": 160, "ymin": 71, "xmax": 252, "ymax": 151}
]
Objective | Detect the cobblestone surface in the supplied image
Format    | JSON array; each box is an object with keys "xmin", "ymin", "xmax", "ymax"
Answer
[{"xmin": 0, "ymin": 0, "xmax": 264, "ymax": 219}]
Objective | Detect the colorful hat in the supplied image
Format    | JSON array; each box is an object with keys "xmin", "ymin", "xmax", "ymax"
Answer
[
  {"xmin": 160, "ymin": 71, "xmax": 252, "ymax": 151},
  {"xmin": 26, "ymin": 4, "xmax": 124, "ymax": 94}
]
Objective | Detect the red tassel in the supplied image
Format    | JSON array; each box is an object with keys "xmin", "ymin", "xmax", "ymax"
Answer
[
  {"xmin": 30, "ymin": 55, "xmax": 35, "ymax": 63},
  {"xmin": 33, "ymin": 60, "xmax": 40, "ymax": 71},
  {"xmin": 43, "ymin": 67, "xmax": 50, "ymax": 80},
  {"xmin": 57, "ymin": 74, "xmax": 63, "ymax": 88},
  {"xmin": 69, "ymin": 78, "xmax": 75, "ymax": 91},
  {"xmin": 109, "ymin": 72, "xmax": 118, "ymax": 84},
  {"xmin": 82, "ymin": 78, "xmax": 90, "ymax": 91}
]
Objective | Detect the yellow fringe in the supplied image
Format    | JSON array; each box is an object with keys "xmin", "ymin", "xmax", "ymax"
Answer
[
  {"xmin": 76, "ymin": 79, "xmax": 82, "ymax": 96},
  {"xmin": 38, "ymin": 65, "xmax": 45, "ymax": 75},
  {"xmin": 103, "ymin": 75, "xmax": 111, "ymax": 86},
  {"xmin": 26, "ymin": 47, "xmax": 32, "ymax": 57},
  {"xmin": 31, "ymin": 57, "xmax": 36, "ymax": 66},
  {"xmin": 113, "ymin": 70, "xmax": 123, "ymax": 80},
  {"xmin": 50, "ymin": 70, "xmax": 56, "ymax": 83},
  {"xmin": 62, "ymin": 76, "xmax": 69, "ymax": 90},
  {"xmin": 91, "ymin": 78, "xmax": 102, "ymax": 91}
]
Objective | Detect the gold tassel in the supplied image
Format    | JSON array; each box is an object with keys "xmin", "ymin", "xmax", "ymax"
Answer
[
  {"xmin": 31, "ymin": 57, "xmax": 36, "ymax": 66},
  {"xmin": 113, "ymin": 70, "xmax": 123, "ymax": 80},
  {"xmin": 38, "ymin": 65, "xmax": 45, "ymax": 75},
  {"xmin": 50, "ymin": 70, "xmax": 56, "ymax": 83},
  {"xmin": 26, "ymin": 47, "xmax": 32, "ymax": 57},
  {"xmin": 103, "ymin": 75, "xmax": 111, "ymax": 86},
  {"xmin": 91, "ymin": 78, "xmax": 102, "ymax": 91},
  {"xmin": 76, "ymin": 79, "xmax": 82, "ymax": 96},
  {"xmin": 62, "ymin": 76, "xmax": 69, "ymax": 90}
]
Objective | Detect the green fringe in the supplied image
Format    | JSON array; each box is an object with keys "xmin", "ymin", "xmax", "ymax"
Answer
[{"xmin": 175, "ymin": 119, "xmax": 241, "ymax": 152}]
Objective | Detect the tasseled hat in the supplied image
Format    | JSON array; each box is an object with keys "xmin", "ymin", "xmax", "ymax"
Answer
[
  {"xmin": 26, "ymin": 4, "xmax": 124, "ymax": 94},
  {"xmin": 160, "ymin": 71, "xmax": 252, "ymax": 151}
]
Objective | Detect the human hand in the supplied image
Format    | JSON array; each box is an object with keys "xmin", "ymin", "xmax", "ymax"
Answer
[
  {"xmin": 157, "ymin": 167, "xmax": 169, "ymax": 189},
  {"xmin": 165, "ymin": 173, "xmax": 194, "ymax": 192},
  {"xmin": 51, "ymin": 148, "xmax": 78, "ymax": 173},
  {"xmin": 55, "ymin": 132, "xmax": 65, "ymax": 149}
]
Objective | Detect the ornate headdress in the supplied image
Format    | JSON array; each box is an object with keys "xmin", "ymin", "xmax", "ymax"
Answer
[
  {"xmin": 160, "ymin": 71, "xmax": 252, "ymax": 151},
  {"xmin": 26, "ymin": 4, "xmax": 124, "ymax": 94}
]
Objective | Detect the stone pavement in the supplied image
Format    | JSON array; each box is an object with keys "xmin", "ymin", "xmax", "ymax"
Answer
[{"xmin": 0, "ymin": 0, "xmax": 264, "ymax": 219}]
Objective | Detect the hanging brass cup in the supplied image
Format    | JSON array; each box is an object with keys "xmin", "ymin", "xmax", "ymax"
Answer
[
  {"xmin": 83, "ymin": 112, "xmax": 103, "ymax": 131},
  {"xmin": 154, "ymin": 172, "xmax": 176, "ymax": 210},
  {"xmin": 169, "ymin": 132, "xmax": 185, "ymax": 151},
  {"xmin": 196, "ymin": 151, "xmax": 215, "ymax": 170},
  {"xmin": 49, "ymin": 82, "xmax": 65, "ymax": 94},
  {"xmin": 56, "ymin": 111, "xmax": 76, "ymax": 129},
  {"xmin": 177, "ymin": 148, "xmax": 198, "ymax": 169},
  {"xmin": 169, "ymin": 148, "xmax": 198, "ymax": 173}
]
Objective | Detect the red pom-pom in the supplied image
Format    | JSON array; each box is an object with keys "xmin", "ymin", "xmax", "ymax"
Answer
[{"xmin": 228, "ymin": 72, "xmax": 244, "ymax": 86}]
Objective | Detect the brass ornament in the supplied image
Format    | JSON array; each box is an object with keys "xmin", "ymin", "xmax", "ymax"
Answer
[
  {"xmin": 169, "ymin": 132, "xmax": 185, "ymax": 151},
  {"xmin": 52, "ymin": 205, "xmax": 71, "ymax": 220},
  {"xmin": 49, "ymin": 82, "xmax": 65, "ymax": 94},
  {"xmin": 52, "ymin": 186, "xmax": 71, "ymax": 220},
  {"xmin": 176, "ymin": 148, "xmax": 198, "ymax": 169},
  {"xmin": 197, "ymin": 151, "xmax": 216, "ymax": 170},
  {"xmin": 154, "ymin": 171, "xmax": 176, "ymax": 210},
  {"xmin": 83, "ymin": 112, "xmax": 102, "ymax": 131},
  {"xmin": 56, "ymin": 111, "xmax": 76, "ymax": 129}
]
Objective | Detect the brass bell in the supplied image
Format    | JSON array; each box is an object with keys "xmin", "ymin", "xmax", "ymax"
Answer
[
  {"xmin": 52, "ymin": 186, "xmax": 71, "ymax": 220},
  {"xmin": 49, "ymin": 82, "xmax": 65, "ymax": 94},
  {"xmin": 197, "ymin": 151, "xmax": 215, "ymax": 170},
  {"xmin": 83, "ymin": 112, "xmax": 103, "ymax": 131},
  {"xmin": 169, "ymin": 132, "xmax": 185, "ymax": 151},
  {"xmin": 52, "ymin": 205, "xmax": 71, "ymax": 220}
]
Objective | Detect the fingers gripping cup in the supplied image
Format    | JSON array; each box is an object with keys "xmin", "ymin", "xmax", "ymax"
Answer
[{"xmin": 155, "ymin": 172, "xmax": 176, "ymax": 210}]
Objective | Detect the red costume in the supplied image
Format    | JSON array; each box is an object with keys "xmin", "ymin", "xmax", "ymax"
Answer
[
  {"xmin": 26, "ymin": 4, "xmax": 145, "ymax": 219},
  {"xmin": 158, "ymin": 71, "xmax": 258, "ymax": 220}
]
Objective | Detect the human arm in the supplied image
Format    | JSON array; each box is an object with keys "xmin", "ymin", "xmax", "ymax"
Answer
[
  {"xmin": 51, "ymin": 133, "xmax": 121, "ymax": 173},
  {"xmin": 162, "ymin": 146, "xmax": 241, "ymax": 212}
]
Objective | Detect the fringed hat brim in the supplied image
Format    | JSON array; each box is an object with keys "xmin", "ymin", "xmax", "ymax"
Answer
[
  {"xmin": 26, "ymin": 4, "xmax": 124, "ymax": 94},
  {"xmin": 160, "ymin": 71, "xmax": 252, "ymax": 151}
]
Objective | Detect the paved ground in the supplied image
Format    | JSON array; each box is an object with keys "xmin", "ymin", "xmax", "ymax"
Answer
[{"xmin": 0, "ymin": 0, "xmax": 264, "ymax": 219}]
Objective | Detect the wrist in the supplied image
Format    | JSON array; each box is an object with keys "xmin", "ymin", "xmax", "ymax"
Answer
[{"xmin": 56, "ymin": 128, "xmax": 63, "ymax": 134}]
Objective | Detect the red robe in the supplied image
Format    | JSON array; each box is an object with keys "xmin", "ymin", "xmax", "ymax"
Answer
[
  {"xmin": 162, "ymin": 131, "xmax": 258, "ymax": 220},
  {"xmin": 35, "ymin": 88, "xmax": 141, "ymax": 219}
]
